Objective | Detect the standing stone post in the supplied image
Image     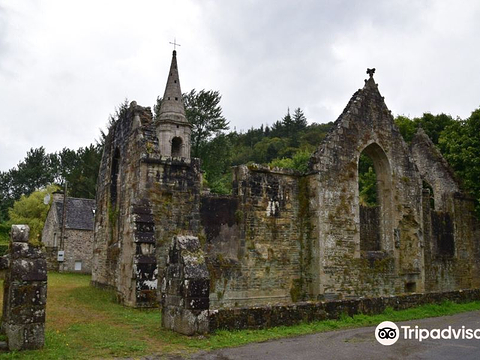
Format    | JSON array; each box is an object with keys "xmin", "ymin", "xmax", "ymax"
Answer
[
  {"xmin": 161, "ymin": 235, "xmax": 210, "ymax": 335},
  {"xmin": 1, "ymin": 225, "xmax": 47, "ymax": 350}
]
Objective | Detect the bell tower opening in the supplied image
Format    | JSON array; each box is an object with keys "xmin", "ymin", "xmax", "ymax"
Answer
[
  {"xmin": 171, "ymin": 137, "xmax": 183, "ymax": 157},
  {"xmin": 358, "ymin": 143, "xmax": 393, "ymax": 254}
]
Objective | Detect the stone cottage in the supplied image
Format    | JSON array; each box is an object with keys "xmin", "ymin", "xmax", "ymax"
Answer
[
  {"xmin": 91, "ymin": 51, "xmax": 480, "ymax": 312},
  {"xmin": 41, "ymin": 192, "xmax": 95, "ymax": 273}
]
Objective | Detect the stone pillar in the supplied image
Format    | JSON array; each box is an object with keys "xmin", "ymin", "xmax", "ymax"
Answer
[
  {"xmin": 161, "ymin": 236, "xmax": 210, "ymax": 335},
  {"xmin": 2, "ymin": 225, "xmax": 47, "ymax": 350}
]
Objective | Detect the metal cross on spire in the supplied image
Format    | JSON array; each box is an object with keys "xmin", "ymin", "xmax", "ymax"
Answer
[{"xmin": 169, "ymin": 38, "xmax": 181, "ymax": 51}]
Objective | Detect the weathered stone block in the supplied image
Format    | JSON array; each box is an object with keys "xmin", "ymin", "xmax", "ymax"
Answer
[
  {"xmin": 6, "ymin": 323, "xmax": 45, "ymax": 351},
  {"xmin": 162, "ymin": 235, "xmax": 210, "ymax": 335},
  {"xmin": 11, "ymin": 259, "xmax": 47, "ymax": 282},
  {"xmin": 10, "ymin": 242, "xmax": 42, "ymax": 259},
  {"xmin": 134, "ymin": 232, "xmax": 156, "ymax": 244},
  {"xmin": 11, "ymin": 225, "xmax": 29, "ymax": 243},
  {"xmin": 184, "ymin": 279, "xmax": 209, "ymax": 298},
  {"xmin": 185, "ymin": 297, "xmax": 209, "ymax": 311},
  {"xmin": 9, "ymin": 305, "xmax": 45, "ymax": 324},
  {"xmin": 11, "ymin": 284, "xmax": 47, "ymax": 307}
]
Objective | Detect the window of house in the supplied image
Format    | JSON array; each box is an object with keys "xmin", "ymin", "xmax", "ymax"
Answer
[{"xmin": 75, "ymin": 261, "xmax": 82, "ymax": 271}]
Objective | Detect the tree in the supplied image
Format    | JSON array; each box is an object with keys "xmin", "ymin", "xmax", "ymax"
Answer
[
  {"xmin": 11, "ymin": 147, "xmax": 56, "ymax": 199},
  {"xmin": 0, "ymin": 147, "xmax": 56, "ymax": 222},
  {"xmin": 416, "ymin": 113, "xmax": 455, "ymax": 145},
  {"xmin": 394, "ymin": 115, "xmax": 417, "ymax": 143},
  {"xmin": 269, "ymin": 149, "xmax": 311, "ymax": 173},
  {"xmin": 67, "ymin": 144, "xmax": 103, "ymax": 199},
  {"xmin": 439, "ymin": 108, "xmax": 480, "ymax": 214},
  {"xmin": 358, "ymin": 154, "xmax": 377, "ymax": 207},
  {"xmin": 199, "ymin": 133, "xmax": 233, "ymax": 193},
  {"xmin": 395, "ymin": 113, "xmax": 455, "ymax": 144},
  {"xmin": 0, "ymin": 171, "xmax": 14, "ymax": 223},
  {"xmin": 183, "ymin": 89, "xmax": 229, "ymax": 157},
  {"xmin": 292, "ymin": 108, "xmax": 308, "ymax": 132},
  {"xmin": 8, "ymin": 184, "xmax": 59, "ymax": 243}
]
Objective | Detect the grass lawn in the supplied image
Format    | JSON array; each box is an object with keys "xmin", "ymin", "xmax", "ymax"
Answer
[{"xmin": 0, "ymin": 272, "xmax": 479, "ymax": 359}]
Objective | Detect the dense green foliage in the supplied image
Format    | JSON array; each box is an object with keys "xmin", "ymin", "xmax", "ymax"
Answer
[
  {"xmin": 395, "ymin": 111, "xmax": 480, "ymax": 214},
  {"xmin": 0, "ymin": 144, "xmax": 102, "ymax": 223},
  {"xmin": 8, "ymin": 184, "xmax": 59, "ymax": 243},
  {"xmin": 438, "ymin": 109, "xmax": 480, "ymax": 209},
  {"xmin": 358, "ymin": 154, "xmax": 377, "ymax": 207},
  {"xmin": 0, "ymin": 223, "xmax": 9, "ymax": 244}
]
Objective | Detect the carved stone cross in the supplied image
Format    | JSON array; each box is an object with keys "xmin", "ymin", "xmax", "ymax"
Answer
[{"xmin": 366, "ymin": 68, "xmax": 376, "ymax": 78}]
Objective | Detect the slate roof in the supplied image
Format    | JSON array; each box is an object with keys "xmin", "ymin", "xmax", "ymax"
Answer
[{"xmin": 54, "ymin": 198, "xmax": 95, "ymax": 231}]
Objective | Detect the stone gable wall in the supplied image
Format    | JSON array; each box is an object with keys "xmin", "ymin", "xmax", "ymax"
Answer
[
  {"xmin": 92, "ymin": 103, "xmax": 156, "ymax": 306},
  {"xmin": 309, "ymin": 79, "xmax": 424, "ymax": 298}
]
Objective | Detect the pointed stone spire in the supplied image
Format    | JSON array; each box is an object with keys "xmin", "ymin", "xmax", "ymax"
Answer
[
  {"xmin": 158, "ymin": 50, "xmax": 187, "ymax": 123},
  {"xmin": 156, "ymin": 50, "xmax": 192, "ymax": 159}
]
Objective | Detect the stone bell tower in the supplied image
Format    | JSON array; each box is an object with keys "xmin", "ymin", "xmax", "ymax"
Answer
[{"xmin": 156, "ymin": 50, "xmax": 192, "ymax": 159}]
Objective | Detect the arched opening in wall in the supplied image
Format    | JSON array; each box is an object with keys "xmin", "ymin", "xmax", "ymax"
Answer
[
  {"xmin": 110, "ymin": 148, "xmax": 120, "ymax": 206},
  {"xmin": 423, "ymin": 181, "xmax": 435, "ymax": 210},
  {"xmin": 358, "ymin": 143, "xmax": 392, "ymax": 254},
  {"xmin": 171, "ymin": 137, "xmax": 183, "ymax": 157}
]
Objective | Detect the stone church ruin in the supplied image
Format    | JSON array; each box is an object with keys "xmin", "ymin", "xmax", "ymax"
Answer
[{"xmin": 91, "ymin": 51, "xmax": 480, "ymax": 332}]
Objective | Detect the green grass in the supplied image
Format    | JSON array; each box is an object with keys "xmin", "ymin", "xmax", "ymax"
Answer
[{"xmin": 0, "ymin": 273, "xmax": 479, "ymax": 359}]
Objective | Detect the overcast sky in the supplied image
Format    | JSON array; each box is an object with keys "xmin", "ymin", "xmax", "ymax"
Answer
[{"xmin": 1, "ymin": 0, "xmax": 480, "ymax": 171}]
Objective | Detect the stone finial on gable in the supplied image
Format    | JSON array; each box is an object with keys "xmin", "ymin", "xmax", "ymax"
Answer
[
  {"xmin": 366, "ymin": 68, "xmax": 376, "ymax": 78},
  {"xmin": 364, "ymin": 68, "xmax": 378, "ymax": 89}
]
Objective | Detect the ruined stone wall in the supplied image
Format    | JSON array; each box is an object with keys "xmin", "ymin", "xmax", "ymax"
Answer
[
  {"xmin": 209, "ymin": 289, "xmax": 480, "ymax": 332},
  {"xmin": 309, "ymin": 78, "xmax": 424, "ymax": 299},
  {"xmin": 147, "ymin": 157, "xmax": 202, "ymax": 303},
  {"xmin": 92, "ymin": 103, "xmax": 155, "ymax": 306},
  {"xmin": 201, "ymin": 165, "xmax": 307, "ymax": 308},
  {"xmin": 423, "ymin": 191, "xmax": 480, "ymax": 292},
  {"xmin": 411, "ymin": 128, "xmax": 480, "ymax": 292},
  {"xmin": 410, "ymin": 128, "xmax": 460, "ymax": 212}
]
